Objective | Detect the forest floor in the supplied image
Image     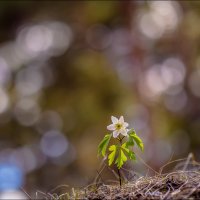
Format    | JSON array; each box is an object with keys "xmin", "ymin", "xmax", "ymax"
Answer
[
  {"xmin": 84, "ymin": 170, "xmax": 200, "ymax": 199},
  {"xmin": 36, "ymin": 154, "xmax": 200, "ymax": 199}
]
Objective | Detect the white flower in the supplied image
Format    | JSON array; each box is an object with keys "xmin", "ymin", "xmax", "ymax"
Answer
[{"xmin": 107, "ymin": 116, "xmax": 129, "ymax": 138}]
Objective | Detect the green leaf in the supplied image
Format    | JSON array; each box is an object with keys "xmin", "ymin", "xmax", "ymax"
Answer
[
  {"xmin": 132, "ymin": 133, "xmax": 144, "ymax": 151},
  {"xmin": 128, "ymin": 129, "xmax": 144, "ymax": 151},
  {"xmin": 115, "ymin": 148, "xmax": 127, "ymax": 169},
  {"xmin": 127, "ymin": 151, "xmax": 136, "ymax": 161},
  {"xmin": 121, "ymin": 143, "xmax": 129, "ymax": 151},
  {"xmin": 108, "ymin": 145, "xmax": 117, "ymax": 166},
  {"xmin": 127, "ymin": 128, "xmax": 137, "ymax": 135},
  {"xmin": 126, "ymin": 134, "xmax": 135, "ymax": 148},
  {"xmin": 121, "ymin": 143, "xmax": 136, "ymax": 161},
  {"xmin": 98, "ymin": 134, "xmax": 112, "ymax": 156}
]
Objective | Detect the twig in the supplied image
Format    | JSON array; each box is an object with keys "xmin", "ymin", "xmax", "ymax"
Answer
[
  {"xmin": 184, "ymin": 182, "xmax": 200, "ymax": 199},
  {"xmin": 20, "ymin": 187, "xmax": 32, "ymax": 199},
  {"xmin": 183, "ymin": 153, "xmax": 194, "ymax": 171},
  {"xmin": 135, "ymin": 152, "xmax": 159, "ymax": 175}
]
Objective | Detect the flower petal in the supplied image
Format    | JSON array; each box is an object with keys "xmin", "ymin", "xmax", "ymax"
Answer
[
  {"xmin": 107, "ymin": 124, "xmax": 115, "ymax": 131},
  {"xmin": 111, "ymin": 116, "xmax": 118, "ymax": 124},
  {"xmin": 120, "ymin": 129, "xmax": 128, "ymax": 136},
  {"xmin": 123, "ymin": 122, "xmax": 129, "ymax": 128},
  {"xmin": 113, "ymin": 130, "xmax": 119, "ymax": 138},
  {"xmin": 119, "ymin": 116, "xmax": 124, "ymax": 123}
]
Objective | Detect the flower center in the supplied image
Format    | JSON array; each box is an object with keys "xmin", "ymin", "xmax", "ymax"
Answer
[{"xmin": 115, "ymin": 123, "xmax": 122, "ymax": 130}]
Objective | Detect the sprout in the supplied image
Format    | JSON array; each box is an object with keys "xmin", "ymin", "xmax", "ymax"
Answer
[{"xmin": 98, "ymin": 116, "xmax": 144, "ymax": 186}]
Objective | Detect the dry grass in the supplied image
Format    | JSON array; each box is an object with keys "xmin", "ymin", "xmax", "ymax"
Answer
[
  {"xmin": 84, "ymin": 170, "xmax": 200, "ymax": 199},
  {"xmin": 33, "ymin": 153, "xmax": 200, "ymax": 199}
]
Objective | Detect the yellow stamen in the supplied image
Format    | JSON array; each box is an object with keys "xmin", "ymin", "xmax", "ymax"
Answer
[{"xmin": 115, "ymin": 123, "xmax": 122, "ymax": 130}]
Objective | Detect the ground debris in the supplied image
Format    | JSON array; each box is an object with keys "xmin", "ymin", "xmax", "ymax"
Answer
[
  {"xmin": 43, "ymin": 155, "xmax": 200, "ymax": 199},
  {"xmin": 84, "ymin": 170, "xmax": 200, "ymax": 199}
]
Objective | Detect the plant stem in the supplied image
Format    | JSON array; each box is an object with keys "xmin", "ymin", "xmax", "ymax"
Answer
[
  {"xmin": 118, "ymin": 137, "xmax": 123, "ymax": 145},
  {"xmin": 117, "ymin": 137, "xmax": 123, "ymax": 187},
  {"xmin": 117, "ymin": 168, "xmax": 122, "ymax": 187}
]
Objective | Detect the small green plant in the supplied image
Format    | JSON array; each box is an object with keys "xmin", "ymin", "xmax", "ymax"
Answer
[{"xmin": 98, "ymin": 116, "xmax": 144, "ymax": 186}]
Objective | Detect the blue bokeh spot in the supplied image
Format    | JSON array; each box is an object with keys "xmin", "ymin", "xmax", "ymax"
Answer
[{"xmin": 0, "ymin": 163, "xmax": 24, "ymax": 190}]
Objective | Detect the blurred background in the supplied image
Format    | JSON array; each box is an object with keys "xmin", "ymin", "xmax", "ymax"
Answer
[{"xmin": 0, "ymin": 0, "xmax": 199, "ymax": 197}]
